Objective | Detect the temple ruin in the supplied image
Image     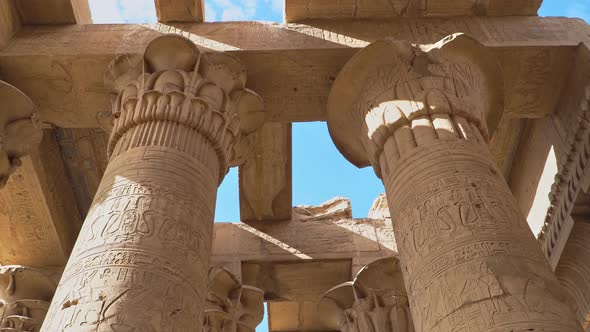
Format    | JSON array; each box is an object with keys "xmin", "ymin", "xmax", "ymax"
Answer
[{"xmin": 1, "ymin": 0, "xmax": 590, "ymax": 331}]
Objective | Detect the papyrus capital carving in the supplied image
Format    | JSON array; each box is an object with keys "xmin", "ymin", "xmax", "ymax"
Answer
[
  {"xmin": 327, "ymin": 34, "xmax": 503, "ymax": 177},
  {"xmin": 319, "ymin": 257, "xmax": 414, "ymax": 332},
  {"xmin": 204, "ymin": 267, "xmax": 264, "ymax": 332},
  {"xmin": 0, "ymin": 265, "xmax": 59, "ymax": 332},
  {"xmin": 105, "ymin": 35, "xmax": 266, "ymax": 183},
  {"xmin": 0, "ymin": 81, "xmax": 42, "ymax": 188}
]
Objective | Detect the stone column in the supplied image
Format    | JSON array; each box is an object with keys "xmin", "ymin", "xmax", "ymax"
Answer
[
  {"xmin": 203, "ymin": 267, "xmax": 264, "ymax": 332},
  {"xmin": 41, "ymin": 35, "xmax": 264, "ymax": 331},
  {"xmin": 326, "ymin": 34, "xmax": 582, "ymax": 332},
  {"xmin": 319, "ymin": 257, "xmax": 414, "ymax": 332},
  {"xmin": 0, "ymin": 265, "xmax": 59, "ymax": 332},
  {"xmin": 0, "ymin": 81, "xmax": 42, "ymax": 188}
]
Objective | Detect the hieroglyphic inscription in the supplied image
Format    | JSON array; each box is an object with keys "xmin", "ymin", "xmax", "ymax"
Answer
[
  {"xmin": 0, "ymin": 159, "xmax": 65, "ymax": 266},
  {"xmin": 386, "ymin": 142, "xmax": 580, "ymax": 332},
  {"xmin": 42, "ymin": 147, "xmax": 217, "ymax": 332}
]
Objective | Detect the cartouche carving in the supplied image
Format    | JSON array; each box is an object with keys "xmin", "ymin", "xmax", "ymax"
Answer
[
  {"xmin": 0, "ymin": 265, "xmax": 58, "ymax": 332},
  {"xmin": 204, "ymin": 267, "xmax": 264, "ymax": 332},
  {"xmin": 41, "ymin": 35, "xmax": 265, "ymax": 332},
  {"xmin": 0, "ymin": 81, "xmax": 42, "ymax": 188},
  {"xmin": 319, "ymin": 257, "xmax": 414, "ymax": 332},
  {"xmin": 327, "ymin": 34, "xmax": 582, "ymax": 331}
]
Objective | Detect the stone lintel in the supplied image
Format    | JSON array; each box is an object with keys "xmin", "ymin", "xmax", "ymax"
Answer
[
  {"xmin": 15, "ymin": 0, "xmax": 91, "ymax": 24},
  {"xmin": 0, "ymin": 18, "xmax": 584, "ymax": 129},
  {"xmin": 285, "ymin": 0, "xmax": 542, "ymax": 22},
  {"xmin": 154, "ymin": 0, "xmax": 204, "ymax": 22},
  {"xmin": 0, "ymin": 130, "xmax": 82, "ymax": 267},
  {"xmin": 211, "ymin": 218, "xmax": 395, "ymax": 268}
]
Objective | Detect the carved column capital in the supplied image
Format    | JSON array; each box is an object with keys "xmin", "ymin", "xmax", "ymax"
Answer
[
  {"xmin": 327, "ymin": 34, "xmax": 503, "ymax": 178},
  {"xmin": 106, "ymin": 35, "xmax": 265, "ymax": 183},
  {"xmin": 0, "ymin": 265, "xmax": 59, "ymax": 332},
  {"xmin": 204, "ymin": 267, "xmax": 264, "ymax": 332},
  {"xmin": 319, "ymin": 257, "xmax": 414, "ymax": 332},
  {"xmin": 0, "ymin": 81, "xmax": 42, "ymax": 188}
]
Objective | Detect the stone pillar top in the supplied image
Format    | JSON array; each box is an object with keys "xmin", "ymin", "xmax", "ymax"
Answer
[
  {"xmin": 205, "ymin": 267, "xmax": 265, "ymax": 331},
  {"xmin": 105, "ymin": 35, "xmax": 266, "ymax": 183},
  {"xmin": 318, "ymin": 257, "xmax": 412, "ymax": 331},
  {"xmin": 326, "ymin": 34, "xmax": 504, "ymax": 176},
  {"xmin": 0, "ymin": 81, "xmax": 42, "ymax": 188}
]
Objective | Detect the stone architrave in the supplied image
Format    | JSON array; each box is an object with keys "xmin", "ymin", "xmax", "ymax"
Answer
[
  {"xmin": 204, "ymin": 267, "xmax": 264, "ymax": 332},
  {"xmin": 0, "ymin": 81, "xmax": 42, "ymax": 188},
  {"xmin": 40, "ymin": 35, "xmax": 265, "ymax": 331},
  {"xmin": 319, "ymin": 257, "xmax": 414, "ymax": 332},
  {"xmin": 0, "ymin": 265, "xmax": 58, "ymax": 332},
  {"xmin": 326, "ymin": 34, "xmax": 583, "ymax": 332}
]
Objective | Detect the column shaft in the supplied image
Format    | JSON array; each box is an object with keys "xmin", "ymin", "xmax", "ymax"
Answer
[
  {"xmin": 42, "ymin": 122, "xmax": 218, "ymax": 331},
  {"xmin": 380, "ymin": 121, "xmax": 581, "ymax": 331}
]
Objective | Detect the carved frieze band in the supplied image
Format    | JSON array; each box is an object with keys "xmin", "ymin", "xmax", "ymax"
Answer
[
  {"xmin": 204, "ymin": 267, "xmax": 264, "ymax": 332},
  {"xmin": 106, "ymin": 35, "xmax": 265, "ymax": 183},
  {"xmin": 319, "ymin": 257, "xmax": 414, "ymax": 332},
  {"xmin": 0, "ymin": 81, "xmax": 42, "ymax": 188},
  {"xmin": 0, "ymin": 265, "xmax": 58, "ymax": 332},
  {"xmin": 539, "ymin": 85, "xmax": 590, "ymax": 262}
]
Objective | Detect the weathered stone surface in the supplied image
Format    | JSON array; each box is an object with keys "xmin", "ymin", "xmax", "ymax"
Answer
[
  {"xmin": 204, "ymin": 267, "xmax": 264, "ymax": 332},
  {"xmin": 327, "ymin": 34, "xmax": 582, "ymax": 331},
  {"xmin": 286, "ymin": 0, "xmax": 542, "ymax": 22},
  {"xmin": 319, "ymin": 257, "xmax": 413, "ymax": 332},
  {"xmin": 41, "ymin": 35, "xmax": 265, "ymax": 332},
  {"xmin": 293, "ymin": 197, "xmax": 352, "ymax": 221},
  {"xmin": 155, "ymin": 0, "xmax": 204, "ymax": 22},
  {"xmin": 367, "ymin": 193, "xmax": 390, "ymax": 220}
]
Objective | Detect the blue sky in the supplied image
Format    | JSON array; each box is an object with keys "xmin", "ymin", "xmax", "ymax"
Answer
[{"xmin": 87, "ymin": 1, "xmax": 589, "ymax": 330}]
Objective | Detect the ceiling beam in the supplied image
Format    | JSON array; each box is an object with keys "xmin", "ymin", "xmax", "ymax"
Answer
[
  {"xmin": 239, "ymin": 123, "xmax": 292, "ymax": 222},
  {"xmin": 285, "ymin": 0, "xmax": 543, "ymax": 22},
  {"xmin": 0, "ymin": 18, "xmax": 587, "ymax": 129},
  {"xmin": 16, "ymin": 0, "xmax": 91, "ymax": 24},
  {"xmin": 154, "ymin": 0, "xmax": 204, "ymax": 22}
]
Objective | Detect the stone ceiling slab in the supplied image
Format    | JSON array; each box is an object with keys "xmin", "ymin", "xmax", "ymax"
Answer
[{"xmin": 154, "ymin": 0, "xmax": 204, "ymax": 22}]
